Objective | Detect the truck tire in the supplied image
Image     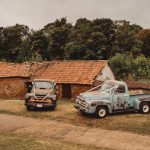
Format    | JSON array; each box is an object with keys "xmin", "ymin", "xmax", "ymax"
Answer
[
  {"xmin": 140, "ymin": 102, "xmax": 150, "ymax": 114},
  {"xmin": 95, "ymin": 106, "xmax": 108, "ymax": 119},
  {"xmin": 26, "ymin": 106, "xmax": 34, "ymax": 111},
  {"xmin": 49, "ymin": 106, "xmax": 55, "ymax": 111}
]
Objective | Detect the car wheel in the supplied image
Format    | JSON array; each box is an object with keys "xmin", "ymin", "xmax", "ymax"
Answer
[
  {"xmin": 140, "ymin": 102, "xmax": 150, "ymax": 114},
  {"xmin": 26, "ymin": 106, "xmax": 34, "ymax": 111},
  {"xmin": 49, "ymin": 107, "xmax": 55, "ymax": 111},
  {"xmin": 95, "ymin": 106, "xmax": 108, "ymax": 118}
]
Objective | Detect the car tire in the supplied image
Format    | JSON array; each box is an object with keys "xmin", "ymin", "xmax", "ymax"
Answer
[
  {"xmin": 140, "ymin": 102, "xmax": 150, "ymax": 114},
  {"xmin": 95, "ymin": 106, "xmax": 108, "ymax": 119},
  {"xmin": 49, "ymin": 107, "xmax": 55, "ymax": 111},
  {"xmin": 26, "ymin": 106, "xmax": 34, "ymax": 111}
]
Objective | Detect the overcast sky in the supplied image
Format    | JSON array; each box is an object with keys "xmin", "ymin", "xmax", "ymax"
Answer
[{"xmin": 0, "ymin": 0, "xmax": 150, "ymax": 29}]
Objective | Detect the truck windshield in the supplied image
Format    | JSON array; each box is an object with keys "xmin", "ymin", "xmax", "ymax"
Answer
[
  {"xmin": 33, "ymin": 81, "xmax": 53, "ymax": 89},
  {"xmin": 100, "ymin": 83, "xmax": 115, "ymax": 91}
]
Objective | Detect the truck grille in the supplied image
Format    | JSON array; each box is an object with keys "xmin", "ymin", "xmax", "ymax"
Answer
[
  {"xmin": 77, "ymin": 98, "xmax": 88, "ymax": 108},
  {"xmin": 35, "ymin": 94, "xmax": 46, "ymax": 100}
]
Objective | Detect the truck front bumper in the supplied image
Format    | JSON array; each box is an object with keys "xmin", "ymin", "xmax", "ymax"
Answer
[
  {"xmin": 74, "ymin": 103, "xmax": 95, "ymax": 114},
  {"xmin": 25, "ymin": 102, "xmax": 56, "ymax": 108}
]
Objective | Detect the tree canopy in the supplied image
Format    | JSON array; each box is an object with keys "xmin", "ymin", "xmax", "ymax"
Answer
[{"xmin": 0, "ymin": 18, "xmax": 149, "ymax": 81}]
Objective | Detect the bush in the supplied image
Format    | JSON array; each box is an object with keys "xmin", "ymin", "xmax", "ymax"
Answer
[
  {"xmin": 109, "ymin": 54, "xmax": 150, "ymax": 81},
  {"xmin": 109, "ymin": 54, "xmax": 133, "ymax": 80},
  {"xmin": 133, "ymin": 55, "xmax": 150, "ymax": 80}
]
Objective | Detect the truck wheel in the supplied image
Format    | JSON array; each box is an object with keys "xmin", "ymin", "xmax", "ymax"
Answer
[
  {"xmin": 26, "ymin": 106, "xmax": 33, "ymax": 111},
  {"xmin": 140, "ymin": 102, "xmax": 150, "ymax": 114},
  {"xmin": 95, "ymin": 106, "xmax": 108, "ymax": 119}
]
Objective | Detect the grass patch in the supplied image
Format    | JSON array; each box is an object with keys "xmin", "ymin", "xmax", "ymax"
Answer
[
  {"xmin": 0, "ymin": 100, "xmax": 150, "ymax": 135},
  {"xmin": 0, "ymin": 133, "xmax": 109, "ymax": 150}
]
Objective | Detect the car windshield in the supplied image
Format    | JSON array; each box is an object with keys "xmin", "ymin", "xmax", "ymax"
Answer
[
  {"xmin": 33, "ymin": 81, "xmax": 53, "ymax": 89},
  {"xmin": 100, "ymin": 83, "xmax": 115, "ymax": 91}
]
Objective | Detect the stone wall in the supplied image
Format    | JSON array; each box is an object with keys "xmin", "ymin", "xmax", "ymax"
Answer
[{"xmin": 0, "ymin": 78, "xmax": 28, "ymax": 100}]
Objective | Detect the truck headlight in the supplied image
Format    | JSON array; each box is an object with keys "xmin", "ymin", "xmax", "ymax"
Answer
[
  {"xmin": 29, "ymin": 96, "xmax": 34, "ymax": 101},
  {"xmin": 46, "ymin": 98, "xmax": 52, "ymax": 103},
  {"xmin": 91, "ymin": 103, "xmax": 96, "ymax": 106}
]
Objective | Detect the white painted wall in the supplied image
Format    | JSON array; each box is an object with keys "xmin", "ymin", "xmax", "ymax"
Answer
[{"xmin": 96, "ymin": 64, "xmax": 115, "ymax": 81}]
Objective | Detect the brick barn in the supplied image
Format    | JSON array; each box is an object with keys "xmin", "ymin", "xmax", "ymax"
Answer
[
  {"xmin": 0, "ymin": 60, "xmax": 115, "ymax": 99},
  {"xmin": 32, "ymin": 60, "xmax": 115, "ymax": 99},
  {"xmin": 0, "ymin": 63, "xmax": 29, "ymax": 99}
]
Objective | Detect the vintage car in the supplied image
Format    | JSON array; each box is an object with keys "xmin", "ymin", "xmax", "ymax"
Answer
[
  {"xmin": 24, "ymin": 79, "xmax": 58, "ymax": 111},
  {"xmin": 75, "ymin": 80, "xmax": 150, "ymax": 118}
]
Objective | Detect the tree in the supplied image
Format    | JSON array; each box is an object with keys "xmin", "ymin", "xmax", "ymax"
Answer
[
  {"xmin": 138, "ymin": 29, "xmax": 150, "ymax": 57},
  {"xmin": 132, "ymin": 55, "xmax": 150, "ymax": 80},
  {"xmin": 64, "ymin": 18, "xmax": 115, "ymax": 60},
  {"xmin": 44, "ymin": 18, "xmax": 72, "ymax": 60},
  {"xmin": 30, "ymin": 30, "xmax": 49, "ymax": 60},
  {"xmin": 0, "ymin": 24, "xmax": 32, "ymax": 62},
  {"xmin": 109, "ymin": 53, "xmax": 133, "ymax": 80},
  {"xmin": 0, "ymin": 27, "xmax": 5, "ymax": 60},
  {"xmin": 109, "ymin": 54, "xmax": 150, "ymax": 81},
  {"xmin": 91, "ymin": 18, "xmax": 115, "ymax": 59},
  {"xmin": 112, "ymin": 20, "xmax": 143, "ymax": 57}
]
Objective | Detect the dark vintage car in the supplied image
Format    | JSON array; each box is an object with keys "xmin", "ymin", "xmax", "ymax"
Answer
[{"xmin": 24, "ymin": 79, "xmax": 58, "ymax": 111}]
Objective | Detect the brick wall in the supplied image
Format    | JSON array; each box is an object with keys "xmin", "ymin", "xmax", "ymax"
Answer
[
  {"xmin": 71, "ymin": 84, "xmax": 91, "ymax": 99},
  {"xmin": 57, "ymin": 83, "xmax": 62, "ymax": 98},
  {"xmin": 0, "ymin": 78, "xmax": 29, "ymax": 100},
  {"xmin": 57, "ymin": 84, "xmax": 91, "ymax": 99}
]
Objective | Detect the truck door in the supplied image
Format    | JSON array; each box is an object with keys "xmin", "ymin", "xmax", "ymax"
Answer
[{"xmin": 113, "ymin": 85, "xmax": 129, "ymax": 110}]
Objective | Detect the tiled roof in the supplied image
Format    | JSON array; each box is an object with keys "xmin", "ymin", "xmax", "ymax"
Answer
[
  {"xmin": 29, "ymin": 62, "xmax": 50, "ymax": 78},
  {"xmin": 35, "ymin": 60, "xmax": 107, "ymax": 85},
  {"xmin": 0, "ymin": 62, "xmax": 30, "ymax": 78}
]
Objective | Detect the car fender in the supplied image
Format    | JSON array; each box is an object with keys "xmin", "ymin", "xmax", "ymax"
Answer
[
  {"xmin": 24, "ymin": 93, "xmax": 35, "ymax": 99},
  {"xmin": 92, "ymin": 100, "xmax": 112, "ymax": 113}
]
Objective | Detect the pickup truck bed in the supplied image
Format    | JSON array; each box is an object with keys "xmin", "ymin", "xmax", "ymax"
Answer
[{"xmin": 129, "ymin": 94, "xmax": 150, "ymax": 102}]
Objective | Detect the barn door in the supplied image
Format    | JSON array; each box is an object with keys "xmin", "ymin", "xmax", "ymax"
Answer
[{"xmin": 62, "ymin": 84, "xmax": 71, "ymax": 98}]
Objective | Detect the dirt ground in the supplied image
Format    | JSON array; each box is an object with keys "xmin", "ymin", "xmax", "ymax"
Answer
[{"xmin": 0, "ymin": 114, "xmax": 150, "ymax": 150}]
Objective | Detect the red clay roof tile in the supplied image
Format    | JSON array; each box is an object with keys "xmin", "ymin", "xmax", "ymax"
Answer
[
  {"xmin": 33, "ymin": 60, "xmax": 107, "ymax": 85},
  {"xmin": 0, "ymin": 62, "xmax": 29, "ymax": 78}
]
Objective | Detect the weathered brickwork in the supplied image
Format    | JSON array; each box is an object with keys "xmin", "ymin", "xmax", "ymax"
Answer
[
  {"xmin": 71, "ymin": 84, "xmax": 91, "ymax": 99},
  {"xmin": 0, "ymin": 78, "xmax": 28, "ymax": 100}
]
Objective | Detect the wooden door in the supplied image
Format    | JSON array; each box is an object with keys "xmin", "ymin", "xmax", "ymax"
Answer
[{"xmin": 62, "ymin": 84, "xmax": 71, "ymax": 98}]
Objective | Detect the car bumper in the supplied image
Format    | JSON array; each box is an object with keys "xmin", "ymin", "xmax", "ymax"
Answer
[
  {"xmin": 74, "ymin": 103, "xmax": 95, "ymax": 114},
  {"xmin": 25, "ymin": 102, "xmax": 56, "ymax": 108}
]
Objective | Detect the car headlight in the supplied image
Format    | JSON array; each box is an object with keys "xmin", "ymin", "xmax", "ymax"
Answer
[
  {"xmin": 46, "ymin": 98, "xmax": 52, "ymax": 103},
  {"xmin": 29, "ymin": 96, "xmax": 34, "ymax": 101}
]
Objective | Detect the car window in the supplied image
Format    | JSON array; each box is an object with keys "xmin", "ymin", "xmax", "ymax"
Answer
[
  {"xmin": 33, "ymin": 81, "xmax": 53, "ymax": 89},
  {"xmin": 115, "ymin": 85, "xmax": 125, "ymax": 94}
]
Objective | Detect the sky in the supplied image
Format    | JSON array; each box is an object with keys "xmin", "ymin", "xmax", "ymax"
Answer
[{"xmin": 0, "ymin": 0, "xmax": 150, "ymax": 29}]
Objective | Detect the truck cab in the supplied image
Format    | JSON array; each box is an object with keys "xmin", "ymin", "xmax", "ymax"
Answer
[
  {"xmin": 24, "ymin": 79, "xmax": 58, "ymax": 111},
  {"xmin": 75, "ymin": 80, "xmax": 150, "ymax": 118}
]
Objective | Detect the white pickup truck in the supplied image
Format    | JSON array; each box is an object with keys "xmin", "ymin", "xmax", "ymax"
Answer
[{"xmin": 75, "ymin": 80, "xmax": 150, "ymax": 118}]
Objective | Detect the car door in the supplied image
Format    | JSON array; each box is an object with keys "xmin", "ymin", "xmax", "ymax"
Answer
[{"xmin": 113, "ymin": 85, "xmax": 129, "ymax": 110}]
